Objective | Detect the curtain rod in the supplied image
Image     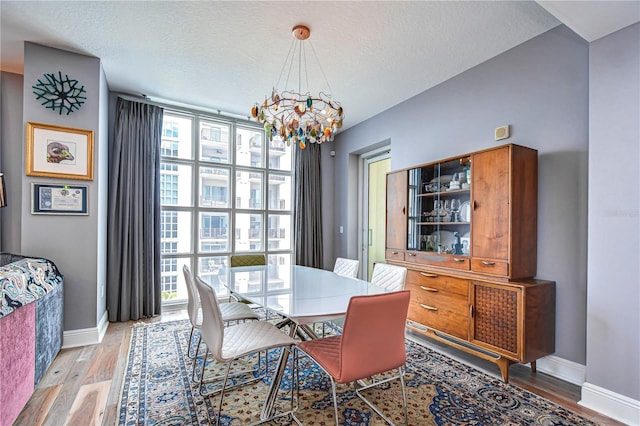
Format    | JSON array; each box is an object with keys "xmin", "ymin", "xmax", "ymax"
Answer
[{"xmin": 114, "ymin": 92, "xmax": 254, "ymax": 123}]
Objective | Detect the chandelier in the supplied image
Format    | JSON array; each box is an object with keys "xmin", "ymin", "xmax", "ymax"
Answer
[{"xmin": 251, "ymin": 24, "xmax": 344, "ymax": 149}]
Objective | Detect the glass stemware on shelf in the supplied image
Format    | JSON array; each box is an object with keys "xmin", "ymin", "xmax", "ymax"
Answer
[
  {"xmin": 450, "ymin": 198, "xmax": 461, "ymax": 222},
  {"xmin": 431, "ymin": 200, "xmax": 441, "ymax": 222}
]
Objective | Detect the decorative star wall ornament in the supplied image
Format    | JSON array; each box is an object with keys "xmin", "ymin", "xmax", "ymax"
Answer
[{"xmin": 32, "ymin": 71, "xmax": 87, "ymax": 115}]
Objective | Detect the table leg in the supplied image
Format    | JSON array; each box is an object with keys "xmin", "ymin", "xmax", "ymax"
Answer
[
  {"xmin": 261, "ymin": 321, "xmax": 298, "ymax": 420},
  {"xmin": 298, "ymin": 324, "xmax": 319, "ymax": 340}
]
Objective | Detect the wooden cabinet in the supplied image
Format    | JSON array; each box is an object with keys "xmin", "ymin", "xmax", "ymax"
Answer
[
  {"xmin": 387, "ymin": 143, "xmax": 554, "ymax": 382},
  {"xmin": 385, "ymin": 170, "xmax": 407, "ymax": 253},
  {"xmin": 405, "ymin": 270, "xmax": 469, "ymax": 340},
  {"xmin": 471, "ymin": 145, "xmax": 538, "ymax": 279},
  {"xmin": 404, "ymin": 268, "xmax": 555, "ymax": 382},
  {"xmin": 385, "ymin": 143, "xmax": 538, "ymax": 279}
]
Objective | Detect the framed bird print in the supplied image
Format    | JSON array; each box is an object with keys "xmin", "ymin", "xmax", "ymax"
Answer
[{"xmin": 26, "ymin": 122, "xmax": 94, "ymax": 180}]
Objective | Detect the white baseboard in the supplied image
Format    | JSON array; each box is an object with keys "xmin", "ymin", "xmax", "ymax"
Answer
[
  {"xmin": 62, "ymin": 310, "xmax": 109, "ymax": 348},
  {"xmin": 580, "ymin": 382, "xmax": 640, "ymax": 426},
  {"xmin": 536, "ymin": 354, "xmax": 585, "ymax": 386}
]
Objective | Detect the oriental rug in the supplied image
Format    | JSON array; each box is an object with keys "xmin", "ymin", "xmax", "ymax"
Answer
[{"xmin": 118, "ymin": 319, "xmax": 599, "ymax": 425}]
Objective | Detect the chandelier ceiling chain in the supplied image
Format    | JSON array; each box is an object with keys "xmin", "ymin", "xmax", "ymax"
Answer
[{"xmin": 251, "ymin": 24, "xmax": 344, "ymax": 149}]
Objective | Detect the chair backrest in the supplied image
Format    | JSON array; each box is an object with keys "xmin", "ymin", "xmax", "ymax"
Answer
[
  {"xmin": 333, "ymin": 257, "xmax": 359, "ymax": 278},
  {"xmin": 230, "ymin": 254, "xmax": 266, "ymax": 267},
  {"xmin": 194, "ymin": 276, "xmax": 226, "ymax": 360},
  {"xmin": 370, "ymin": 263, "xmax": 407, "ymax": 291},
  {"xmin": 182, "ymin": 265, "xmax": 200, "ymax": 328},
  {"xmin": 336, "ymin": 290, "xmax": 410, "ymax": 383}
]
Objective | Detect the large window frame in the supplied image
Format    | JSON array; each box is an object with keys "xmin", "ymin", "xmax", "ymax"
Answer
[{"xmin": 159, "ymin": 108, "xmax": 294, "ymax": 308}]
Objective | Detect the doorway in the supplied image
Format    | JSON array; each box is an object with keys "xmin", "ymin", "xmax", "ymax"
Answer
[{"xmin": 360, "ymin": 149, "xmax": 390, "ymax": 281}]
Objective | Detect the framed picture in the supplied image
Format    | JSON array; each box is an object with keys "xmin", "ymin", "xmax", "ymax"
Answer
[
  {"xmin": 31, "ymin": 182, "xmax": 88, "ymax": 215},
  {"xmin": 26, "ymin": 122, "xmax": 94, "ymax": 180}
]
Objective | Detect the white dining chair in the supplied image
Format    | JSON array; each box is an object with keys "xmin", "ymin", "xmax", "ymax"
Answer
[
  {"xmin": 333, "ymin": 257, "xmax": 359, "ymax": 278},
  {"xmin": 182, "ymin": 265, "xmax": 260, "ymax": 379},
  {"xmin": 370, "ymin": 263, "xmax": 407, "ymax": 291},
  {"xmin": 194, "ymin": 276, "xmax": 297, "ymax": 425}
]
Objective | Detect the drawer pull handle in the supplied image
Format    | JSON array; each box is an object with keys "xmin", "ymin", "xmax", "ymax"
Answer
[
  {"xmin": 408, "ymin": 253, "xmax": 416, "ymax": 257},
  {"xmin": 453, "ymin": 258, "xmax": 465, "ymax": 263},
  {"xmin": 419, "ymin": 286, "xmax": 439, "ymax": 292},
  {"xmin": 419, "ymin": 272, "xmax": 438, "ymax": 278},
  {"xmin": 419, "ymin": 304, "xmax": 438, "ymax": 312},
  {"xmin": 391, "ymin": 251, "xmax": 398, "ymax": 254},
  {"xmin": 482, "ymin": 261, "xmax": 496, "ymax": 266}
]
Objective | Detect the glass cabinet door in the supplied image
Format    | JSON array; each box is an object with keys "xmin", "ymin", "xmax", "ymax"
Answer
[{"xmin": 409, "ymin": 156, "xmax": 471, "ymax": 256}]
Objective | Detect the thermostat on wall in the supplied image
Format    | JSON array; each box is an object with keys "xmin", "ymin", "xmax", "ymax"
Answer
[{"xmin": 495, "ymin": 125, "xmax": 510, "ymax": 141}]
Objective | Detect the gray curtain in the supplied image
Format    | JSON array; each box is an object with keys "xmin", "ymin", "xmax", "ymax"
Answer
[
  {"xmin": 294, "ymin": 143, "xmax": 324, "ymax": 268},
  {"xmin": 107, "ymin": 97, "xmax": 163, "ymax": 321}
]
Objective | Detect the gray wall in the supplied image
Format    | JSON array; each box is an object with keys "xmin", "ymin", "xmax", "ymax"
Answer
[
  {"xmin": 332, "ymin": 25, "xmax": 589, "ymax": 365},
  {"xmin": 587, "ymin": 23, "xmax": 639, "ymax": 401},
  {"xmin": 0, "ymin": 71, "xmax": 24, "ymax": 252},
  {"xmin": 20, "ymin": 43, "xmax": 107, "ymax": 332}
]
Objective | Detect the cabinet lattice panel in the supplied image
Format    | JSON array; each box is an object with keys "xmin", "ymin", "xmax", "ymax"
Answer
[{"xmin": 474, "ymin": 285, "xmax": 517, "ymax": 353}]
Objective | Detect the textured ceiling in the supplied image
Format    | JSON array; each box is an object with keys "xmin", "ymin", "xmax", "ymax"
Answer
[{"xmin": 1, "ymin": 1, "xmax": 636, "ymax": 130}]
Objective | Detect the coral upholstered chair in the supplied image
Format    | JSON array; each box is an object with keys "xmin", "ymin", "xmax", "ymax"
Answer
[{"xmin": 296, "ymin": 290, "xmax": 411, "ymax": 425}]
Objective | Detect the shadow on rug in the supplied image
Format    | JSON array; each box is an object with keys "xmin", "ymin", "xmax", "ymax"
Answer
[{"xmin": 118, "ymin": 319, "xmax": 598, "ymax": 425}]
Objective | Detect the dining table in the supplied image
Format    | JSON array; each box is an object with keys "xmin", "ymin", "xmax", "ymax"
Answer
[{"xmin": 227, "ymin": 264, "xmax": 387, "ymax": 421}]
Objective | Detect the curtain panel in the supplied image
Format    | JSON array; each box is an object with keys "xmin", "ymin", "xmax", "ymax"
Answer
[
  {"xmin": 107, "ymin": 98, "xmax": 163, "ymax": 322},
  {"xmin": 294, "ymin": 143, "xmax": 323, "ymax": 268}
]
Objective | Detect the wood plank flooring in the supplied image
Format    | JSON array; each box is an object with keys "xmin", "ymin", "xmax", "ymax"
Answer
[{"xmin": 13, "ymin": 310, "xmax": 623, "ymax": 425}]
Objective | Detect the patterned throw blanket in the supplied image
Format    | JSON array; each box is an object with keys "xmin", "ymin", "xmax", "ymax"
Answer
[{"xmin": 0, "ymin": 256, "xmax": 63, "ymax": 319}]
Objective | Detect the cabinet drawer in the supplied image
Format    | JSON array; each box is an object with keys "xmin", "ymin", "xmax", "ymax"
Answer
[
  {"xmin": 406, "ymin": 270, "xmax": 468, "ymax": 297},
  {"xmin": 385, "ymin": 250, "xmax": 405, "ymax": 261},
  {"xmin": 406, "ymin": 251, "xmax": 470, "ymax": 271},
  {"xmin": 408, "ymin": 299, "xmax": 469, "ymax": 340},
  {"xmin": 471, "ymin": 258, "xmax": 509, "ymax": 276}
]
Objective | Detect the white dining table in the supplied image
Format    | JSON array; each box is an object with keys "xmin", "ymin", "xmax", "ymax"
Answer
[{"xmin": 227, "ymin": 264, "xmax": 386, "ymax": 421}]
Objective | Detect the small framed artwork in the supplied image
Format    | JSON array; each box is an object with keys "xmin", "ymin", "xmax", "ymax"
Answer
[
  {"xmin": 26, "ymin": 122, "xmax": 94, "ymax": 180},
  {"xmin": 32, "ymin": 182, "xmax": 88, "ymax": 215}
]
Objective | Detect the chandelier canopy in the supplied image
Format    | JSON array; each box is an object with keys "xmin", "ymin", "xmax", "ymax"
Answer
[{"xmin": 251, "ymin": 25, "xmax": 344, "ymax": 149}]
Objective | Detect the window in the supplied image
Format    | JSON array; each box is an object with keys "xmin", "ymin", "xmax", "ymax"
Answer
[{"xmin": 159, "ymin": 111, "xmax": 294, "ymax": 304}]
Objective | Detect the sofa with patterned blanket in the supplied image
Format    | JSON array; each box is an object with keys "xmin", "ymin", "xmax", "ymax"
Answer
[{"xmin": 0, "ymin": 253, "xmax": 64, "ymax": 426}]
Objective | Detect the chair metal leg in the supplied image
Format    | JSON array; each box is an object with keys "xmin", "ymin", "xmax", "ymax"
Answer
[
  {"xmin": 399, "ymin": 367, "xmax": 408, "ymax": 425},
  {"xmin": 192, "ymin": 335, "xmax": 203, "ymax": 382},
  {"xmin": 330, "ymin": 377, "xmax": 340, "ymax": 426},
  {"xmin": 187, "ymin": 326, "xmax": 196, "ymax": 358},
  {"xmin": 215, "ymin": 362, "xmax": 233, "ymax": 426},
  {"xmin": 354, "ymin": 366, "xmax": 408, "ymax": 425},
  {"xmin": 198, "ymin": 351, "xmax": 210, "ymax": 396}
]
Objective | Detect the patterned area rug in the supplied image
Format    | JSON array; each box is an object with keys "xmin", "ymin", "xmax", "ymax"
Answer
[{"xmin": 118, "ymin": 319, "xmax": 598, "ymax": 425}]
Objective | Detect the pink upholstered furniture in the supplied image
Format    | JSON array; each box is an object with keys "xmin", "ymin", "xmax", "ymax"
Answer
[
  {"xmin": 296, "ymin": 290, "xmax": 411, "ymax": 425},
  {"xmin": 0, "ymin": 254, "xmax": 64, "ymax": 426}
]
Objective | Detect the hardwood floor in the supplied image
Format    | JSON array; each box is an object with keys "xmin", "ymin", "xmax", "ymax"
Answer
[{"xmin": 14, "ymin": 310, "xmax": 623, "ymax": 426}]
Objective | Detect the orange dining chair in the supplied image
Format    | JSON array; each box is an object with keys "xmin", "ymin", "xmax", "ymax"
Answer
[
  {"xmin": 296, "ymin": 290, "xmax": 411, "ymax": 425},
  {"xmin": 194, "ymin": 275, "xmax": 297, "ymax": 425}
]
